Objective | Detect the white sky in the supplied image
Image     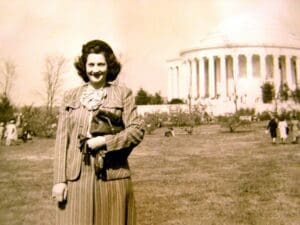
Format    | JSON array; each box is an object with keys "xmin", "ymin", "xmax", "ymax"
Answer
[{"xmin": 1, "ymin": 0, "xmax": 300, "ymax": 106}]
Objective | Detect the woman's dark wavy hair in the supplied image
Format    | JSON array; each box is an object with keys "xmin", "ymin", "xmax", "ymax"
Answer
[{"xmin": 74, "ymin": 40, "xmax": 121, "ymax": 82}]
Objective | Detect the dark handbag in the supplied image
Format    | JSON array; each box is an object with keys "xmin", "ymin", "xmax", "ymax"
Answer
[
  {"xmin": 90, "ymin": 109, "xmax": 124, "ymax": 178},
  {"xmin": 90, "ymin": 109, "xmax": 124, "ymax": 136}
]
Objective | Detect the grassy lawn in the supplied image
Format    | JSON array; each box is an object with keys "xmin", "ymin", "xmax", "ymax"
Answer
[{"xmin": 0, "ymin": 122, "xmax": 299, "ymax": 225}]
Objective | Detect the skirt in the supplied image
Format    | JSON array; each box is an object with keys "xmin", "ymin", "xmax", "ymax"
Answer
[{"xmin": 55, "ymin": 157, "xmax": 136, "ymax": 225}]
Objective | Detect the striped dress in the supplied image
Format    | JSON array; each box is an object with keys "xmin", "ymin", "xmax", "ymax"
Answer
[{"xmin": 53, "ymin": 83, "xmax": 144, "ymax": 225}]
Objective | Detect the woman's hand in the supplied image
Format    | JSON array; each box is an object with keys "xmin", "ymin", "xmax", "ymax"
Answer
[
  {"xmin": 52, "ymin": 183, "xmax": 67, "ymax": 202},
  {"xmin": 87, "ymin": 136, "xmax": 106, "ymax": 150}
]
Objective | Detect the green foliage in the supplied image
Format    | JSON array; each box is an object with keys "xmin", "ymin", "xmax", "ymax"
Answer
[
  {"xmin": 291, "ymin": 88, "xmax": 300, "ymax": 103},
  {"xmin": 20, "ymin": 106, "xmax": 58, "ymax": 138},
  {"xmin": 143, "ymin": 112, "xmax": 168, "ymax": 134},
  {"xmin": 278, "ymin": 110, "xmax": 300, "ymax": 121},
  {"xmin": 142, "ymin": 108, "xmax": 209, "ymax": 135},
  {"xmin": 293, "ymin": 110, "xmax": 300, "ymax": 120},
  {"xmin": 170, "ymin": 110, "xmax": 198, "ymax": 127},
  {"xmin": 236, "ymin": 108, "xmax": 255, "ymax": 116},
  {"xmin": 257, "ymin": 111, "xmax": 272, "ymax": 121},
  {"xmin": 278, "ymin": 83, "xmax": 290, "ymax": 101},
  {"xmin": 135, "ymin": 88, "xmax": 164, "ymax": 105},
  {"xmin": 261, "ymin": 82, "xmax": 275, "ymax": 103},
  {"xmin": 218, "ymin": 108, "xmax": 255, "ymax": 132},
  {"xmin": 149, "ymin": 92, "xmax": 164, "ymax": 104},
  {"xmin": 169, "ymin": 98, "xmax": 184, "ymax": 104},
  {"xmin": 256, "ymin": 110, "xmax": 300, "ymax": 121},
  {"xmin": 218, "ymin": 114, "xmax": 251, "ymax": 132},
  {"xmin": 0, "ymin": 95, "xmax": 15, "ymax": 122},
  {"xmin": 135, "ymin": 88, "xmax": 150, "ymax": 105}
]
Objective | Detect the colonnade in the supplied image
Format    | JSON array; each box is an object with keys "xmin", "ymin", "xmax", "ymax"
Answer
[{"xmin": 168, "ymin": 49, "xmax": 300, "ymax": 102}]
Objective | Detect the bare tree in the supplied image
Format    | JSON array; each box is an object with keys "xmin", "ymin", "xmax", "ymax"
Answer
[
  {"xmin": 0, "ymin": 59, "xmax": 17, "ymax": 97},
  {"xmin": 43, "ymin": 55, "xmax": 66, "ymax": 114}
]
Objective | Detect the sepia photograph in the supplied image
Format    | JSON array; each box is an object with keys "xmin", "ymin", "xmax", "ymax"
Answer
[{"xmin": 0, "ymin": 0, "xmax": 299, "ymax": 224}]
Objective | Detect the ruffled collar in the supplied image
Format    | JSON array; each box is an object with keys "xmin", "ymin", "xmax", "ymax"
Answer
[{"xmin": 79, "ymin": 85, "xmax": 107, "ymax": 111}]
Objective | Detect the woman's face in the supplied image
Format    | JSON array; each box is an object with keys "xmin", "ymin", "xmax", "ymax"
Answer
[{"xmin": 86, "ymin": 53, "xmax": 108, "ymax": 86}]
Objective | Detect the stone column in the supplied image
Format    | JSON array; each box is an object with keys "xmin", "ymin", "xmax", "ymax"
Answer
[
  {"xmin": 260, "ymin": 54, "xmax": 267, "ymax": 82},
  {"xmin": 175, "ymin": 66, "xmax": 180, "ymax": 98},
  {"xmin": 171, "ymin": 67, "xmax": 175, "ymax": 99},
  {"xmin": 191, "ymin": 59, "xmax": 198, "ymax": 99},
  {"xmin": 233, "ymin": 54, "xmax": 239, "ymax": 81},
  {"xmin": 167, "ymin": 67, "xmax": 173, "ymax": 101},
  {"xmin": 208, "ymin": 56, "xmax": 215, "ymax": 97},
  {"xmin": 187, "ymin": 60, "xmax": 192, "ymax": 99},
  {"xmin": 273, "ymin": 55, "xmax": 281, "ymax": 92},
  {"xmin": 233, "ymin": 54, "xmax": 239, "ymax": 82},
  {"xmin": 296, "ymin": 57, "xmax": 300, "ymax": 88},
  {"xmin": 172, "ymin": 66, "xmax": 177, "ymax": 99},
  {"xmin": 182, "ymin": 61, "xmax": 189, "ymax": 100},
  {"xmin": 246, "ymin": 54, "xmax": 253, "ymax": 80},
  {"xmin": 199, "ymin": 57, "xmax": 206, "ymax": 98},
  {"xmin": 232, "ymin": 54, "xmax": 239, "ymax": 99},
  {"xmin": 178, "ymin": 63, "xmax": 184, "ymax": 99},
  {"xmin": 182, "ymin": 60, "xmax": 190, "ymax": 100},
  {"xmin": 220, "ymin": 55, "xmax": 227, "ymax": 98},
  {"xmin": 285, "ymin": 55, "xmax": 294, "ymax": 89}
]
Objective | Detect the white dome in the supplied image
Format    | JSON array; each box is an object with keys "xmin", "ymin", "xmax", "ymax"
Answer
[{"xmin": 198, "ymin": 13, "xmax": 300, "ymax": 49}]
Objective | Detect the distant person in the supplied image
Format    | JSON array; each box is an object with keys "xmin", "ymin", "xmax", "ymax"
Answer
[
  {"xmin": 15, "ymin": 113, "xmax": 23, "ymax": 128},
  {"xmin": 4, "ymin": 119, "xmax": 18, "ymax": 146},
  {"xmin": 21, "ymin": 122, "xmax": 32, "ymax": 143},
  {"xmin": 278, "ymin": 116, "xmax": 288, "ymax": 144},
  {"xmin": 290, "ymin": 116, "xmax": 300, "ymax": 143},
  {"xmin": 267, "ymin": 115, "xmax": 278, "ymax": 144},
  {"xmin": 52, "ymin": 39, "xmax": 145, "ymax": 225},
  {"xmin": 0, "ymin": 122, "xmax": 5, "ymax": 143}
]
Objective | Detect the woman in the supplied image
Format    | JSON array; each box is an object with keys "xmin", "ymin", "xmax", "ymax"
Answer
[
  {"xmin": 4, "ymin": 119, "xmax": 17, "ymax": 146},
  {"xmin": 278, "ymin": 116, "xmax": 288, "ymax": 144},
  {"xmin": 267, "ymin": 115, "xmax": 278, "ymax": 144},
  {"xmin": 52, "ymin": 40, "xmax": 144, "ymax": 225},
  {"xmin": 290, "ymin": 116, "xmax": 300, "ymax": 143}
]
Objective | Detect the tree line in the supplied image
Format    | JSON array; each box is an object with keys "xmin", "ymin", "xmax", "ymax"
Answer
[{"xmin": 135, "ymin": 88, "xmax": 184, "ymax": 105}]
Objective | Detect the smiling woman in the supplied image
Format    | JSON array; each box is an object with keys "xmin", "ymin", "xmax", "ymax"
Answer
[{"xmin": 52, "ymin": 39, "xmax": 145, "ymax": 225}]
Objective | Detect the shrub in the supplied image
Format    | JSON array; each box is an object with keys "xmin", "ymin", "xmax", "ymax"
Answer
[
  {"xmin": 293, "ymin": 110, "xmax": 300, "ymax": 120},
  {"xmin": 169, "ymin": 98, "xmax": 184, "ymax": 104},
  {"xmin": 236, "ymin": 108, "xmax": 255, "ymax": 116},
  {"xmin": 142, "ymin": 109, "xmax": 204, "ymax": 134},
  {"xmin": 135, "ymin": 88, "xmax": 151, "ymax": 105},
  {"xmin": 257, "ymin": 111, "xmax": 272, "ymax": 121},
  {"xmin": 135, "ymin": 88, "xmax": 164, "ymax": 105},
  {"xmin": 261, "ymin": 82, "xmax": 275, "ymax": 103},
  {"xmin": 218, "ymin": 114, "xmax": 251, "ymax": 132},
  {"xmin": 143, "ymin": 112, "xmax": 169, "ymax": 134},
  {"xmin": 291, "ymin": 88, "xmax": 300, "ymax": 103},
  {"xmin": 279, "ymin": 83, "xmax": 290, "ymax": 101}
]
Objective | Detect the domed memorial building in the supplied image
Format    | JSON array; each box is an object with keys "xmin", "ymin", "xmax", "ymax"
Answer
[{"xmin": 167, "ymin": 13, "xmax": 300, "ymax": 114}]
